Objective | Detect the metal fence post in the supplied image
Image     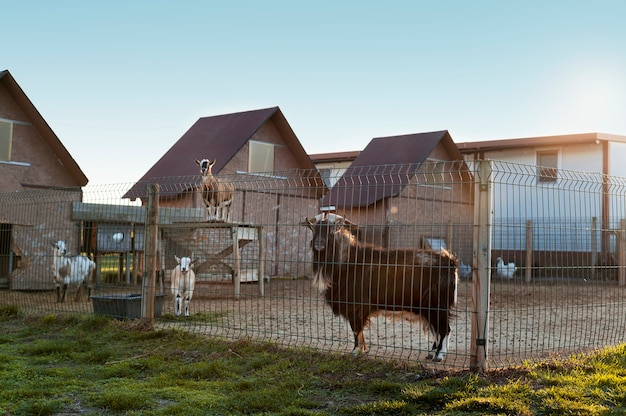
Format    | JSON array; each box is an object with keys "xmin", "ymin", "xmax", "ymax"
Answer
[
  {"xmin": 141, "ymin": 183, "xmax": 160, "ymax": 327},
  {"xmin": 591, "ymin": 217, "xmax": 598, "ymax": 280},
  {"xmin": 617, "ymin": 218, "xmax": 626, "ymax": 286},
  {"xmin": 471, "ymin": 160, "xmax": 493, "ymax": 373}
]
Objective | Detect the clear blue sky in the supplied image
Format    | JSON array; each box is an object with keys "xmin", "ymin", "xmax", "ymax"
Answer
[{"xmin": 3, "ymin": 1, "xmax": 626, "ymax": 185}]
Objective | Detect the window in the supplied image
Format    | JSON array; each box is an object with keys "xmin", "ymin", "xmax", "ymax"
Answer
[
  {"xmin": 0, "ymin": 120, "xmax": 12, "ymax": 162},
  {"xmin": 248, "ymin": 141, "xmax": 274, "ymax": 174},
  {"xmin": 537, "ymin": 150, "xmax": 558, "ymax": 183}
]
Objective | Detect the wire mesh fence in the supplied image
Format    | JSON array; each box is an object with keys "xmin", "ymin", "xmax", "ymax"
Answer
[{"xmin": 1, "ymin": 160, "xmax": 626, "ymax": 371}]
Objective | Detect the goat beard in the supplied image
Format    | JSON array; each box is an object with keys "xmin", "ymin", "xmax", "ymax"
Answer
[{"xmin": 312, "ymin": 266, "xmax": 331, "ymax": 293}]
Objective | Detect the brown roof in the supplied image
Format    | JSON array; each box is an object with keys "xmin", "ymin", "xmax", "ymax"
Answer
[
  {"xmin": 309, "ymin": 150, "xmax": 361, "ymax": 163},
  {"xmin": 0, "ymin": 70, "xmax": 89, "ymax": 186},
  {"xmin": 322, "ymin": 130, "xmax": 463, "ymax": 208},
  {"xmin": 124, "ymin": 106, "xmax": 318, "ymax": 199},
  {"xmin": 457, "ymin": 132, "xmax": 626, "ymax": 153}
]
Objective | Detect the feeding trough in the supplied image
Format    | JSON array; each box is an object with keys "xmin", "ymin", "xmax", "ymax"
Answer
[{"xmin": 91, "ymin": 293, "xmax": 166, "ymax": 319}]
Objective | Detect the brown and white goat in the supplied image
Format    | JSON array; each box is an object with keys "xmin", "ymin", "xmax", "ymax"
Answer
[
  {"xmin": 170, "ymin": 255, "xmax": 196, "ymax": 317},
  {"xmin": 195, "ymin": 158, "xmax": 234, "ymax": 222},
  {"xmin": 51, "ymin": 240, "xmax": 96, "ymax": 303},
  {"xmin": 306, "ymin": 214, "xmax": 458, "ymax": 362}
]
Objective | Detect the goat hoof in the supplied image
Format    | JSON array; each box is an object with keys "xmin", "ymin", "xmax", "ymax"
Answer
[
  {"xmin": 351, "ymin": 347, "xmax": 368, "ymax": 356},
  {"xmin": 427, "ymin": 352, "xmax": 444, "ymax": 362}
]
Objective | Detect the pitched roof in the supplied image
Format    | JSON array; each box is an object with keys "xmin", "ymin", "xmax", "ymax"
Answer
[
  {"xmin": 309, "ymin": 150, "xmax": 361, "ymax": 164},
  {"xmin": 321, "ymin": 130, "xmax": 461, "ymax": 208},
  {"xmin": 457, "ymin": 132, "xmax": 626, "ymax": 153},
  {"xmin": 0, "ymin": 70, "xmax": 88, "ymax": 186},
  {"xmin": 124, "ymin": 106, "xmax": 318, "ymax": 199}
]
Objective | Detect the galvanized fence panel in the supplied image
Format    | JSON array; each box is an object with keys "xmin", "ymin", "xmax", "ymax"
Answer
[
  {"xmin": 1, "ymin": 161, "xmax": 626, "ymax": 371},
  {"xmin": 485, "ymin": 160, "xmax": 626, "ymax": 368}
]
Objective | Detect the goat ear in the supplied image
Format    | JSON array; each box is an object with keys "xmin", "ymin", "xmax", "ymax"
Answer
[
  {"xmin": 174, "ymin": 255, "xmax": 181, "ymax": 264},
  {"xmin": 195, "ymin": 159, "xmax": 201, "ymax": 166}
]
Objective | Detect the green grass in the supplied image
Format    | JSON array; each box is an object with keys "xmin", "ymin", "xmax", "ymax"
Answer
[{"xmin": 0, "ymin": 309, "xmax": 625, "ymax": 415}]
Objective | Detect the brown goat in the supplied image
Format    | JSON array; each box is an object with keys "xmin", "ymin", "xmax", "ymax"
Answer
[
  {"xmin": 307, "ymin": 214, "xmax": 458, "ymax": 361},
  {"xmin": 195, "ymin": 158, "xmax": 235, "ymax": 222}
]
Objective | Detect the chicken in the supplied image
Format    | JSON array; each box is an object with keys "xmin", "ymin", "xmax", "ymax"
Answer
[
  {"xmin": 459, "ymin": 262, "xmax": 473, "ymax": 279},
  {"xmin": 496, "ymin": 257, "xmax": 516, "ymax": 279}
]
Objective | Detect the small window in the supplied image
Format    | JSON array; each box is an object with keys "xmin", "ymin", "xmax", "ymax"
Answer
[
  {"xmin": 0, "ymin": 120, "xmax": 12, "ymax": 162},
  {"xmin": 537, "ymin": 150, "xmax": 558, "ymax": 183},
  {"xmin": 248, "ymin": 141, "xmax": 274, "ymax": 173}
]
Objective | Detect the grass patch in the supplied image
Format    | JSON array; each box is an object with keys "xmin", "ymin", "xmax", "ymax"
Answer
[
  {"xmin": 0, "ymin": 313, "xmax": 625, "ymax": 415},
  {"xmin": 159, "ymin": 310, "xmax": 230, "ymax": 323},
  {"xmin": 0, "ymin": 304, "xmax": 20, "ymax": 318}
]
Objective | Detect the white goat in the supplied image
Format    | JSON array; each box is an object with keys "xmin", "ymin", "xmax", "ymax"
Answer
[
  {"xmin": 170, "ymin": 255, "xmax": 196, "ymax": 317},
  {"xmin": 51, "ymin": 240, "xmax": 96, "ymax": 303},
  {"xmin": 195, "ymin": 158, "xmax": 234, "ymax": 222}
]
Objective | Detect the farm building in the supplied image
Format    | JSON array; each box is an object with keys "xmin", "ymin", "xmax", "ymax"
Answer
[
  {"xmin": 320, "ymin": 130, "xmax": 474, "ymax": 267},
  {"xmin": 309, "ymin": 150, "xmax": 360, "ymax": 188},
  {"xmin": 0, "ymin": 69, "xmax": 90, "ymax": 290},
  {"xmin": 458, "ymin": 133, "xmax": 626, "ymax": 273},
  {"xmin": 122, "ymin": 107, "xmax": 326, "ymax": 280}
]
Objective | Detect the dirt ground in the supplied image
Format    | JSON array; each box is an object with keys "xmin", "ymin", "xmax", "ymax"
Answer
[{"xmin": 2, "ymin": 277, "xmax": 626, "ymax": 369}]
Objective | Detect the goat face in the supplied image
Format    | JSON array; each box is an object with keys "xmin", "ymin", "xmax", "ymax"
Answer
[
  {"xmin": 174, "ymin": 255, "xmax": 194, "ymax": 274},
  {"xmin": 52, "ymin": 240, "xmax": 67, "ymax": 256},
  {"xmin": 306, "ymin": 214, "xmax": 360, "ymax": 252},
  {"xmin": 310, "ymin": 217, "xmax": 358, "ymax": 256},
  {"xmin": 195, "ymin": 158, "xmax": 216, "ymax": 175},
  {"xmin": 311, "ymin": 220, "xmax": 336, "ymax": 252}
]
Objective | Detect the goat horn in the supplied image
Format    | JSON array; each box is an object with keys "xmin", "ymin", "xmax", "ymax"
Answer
[{"xmin": 300, "ymin": 218, "xmax": 315, "ymax": 230}]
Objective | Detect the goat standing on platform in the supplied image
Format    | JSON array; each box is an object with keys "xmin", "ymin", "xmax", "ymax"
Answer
[
  {"xmin": 51, "ymin": 240, "xmax": 96, "ymax": 303},
  {"xmin": 196, "ymin": 158, "xmax": 234, "ymax": 222},
  {"xmin": 306, "ymin": 214, "xmax": 459, "ymax": 362},
  {"xmin": 171, "ymin": 255, "xmax": 196, "ymax": 317}
]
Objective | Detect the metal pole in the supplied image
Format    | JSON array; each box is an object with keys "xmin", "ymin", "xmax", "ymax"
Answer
[
  {"xmin": 617, "ymin": 218, "xmax": 626, "ymax": 287},
  {"xmin": 591, "ymin": 217, "xmax": 598, "ymax": 280}
]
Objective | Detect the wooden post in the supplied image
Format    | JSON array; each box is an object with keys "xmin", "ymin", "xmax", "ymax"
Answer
[
  {"xmin": 258, "ymin": 226, "xmax": 264, "ymax": 296},
  {"xmin": 525, "ymin": 220, "xmax": 533, "ymax": 283},
  {"xmin": 141, "ymin": 184, "xmax": 159, "ymax": 327},
  {"xmin": 470, "ymin": 160, "xmax": 493, "ymax": 373},
  {"xmin": 617, "ymin": 218, "xmax": 626, "ymax": 286},
  {"xmin": 232, "ymin": 226, "xmax": 241, "ymax": 299},
  {"xmin": 131, "ymin": 223, "xmax": 139, "ymax": 286}
]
